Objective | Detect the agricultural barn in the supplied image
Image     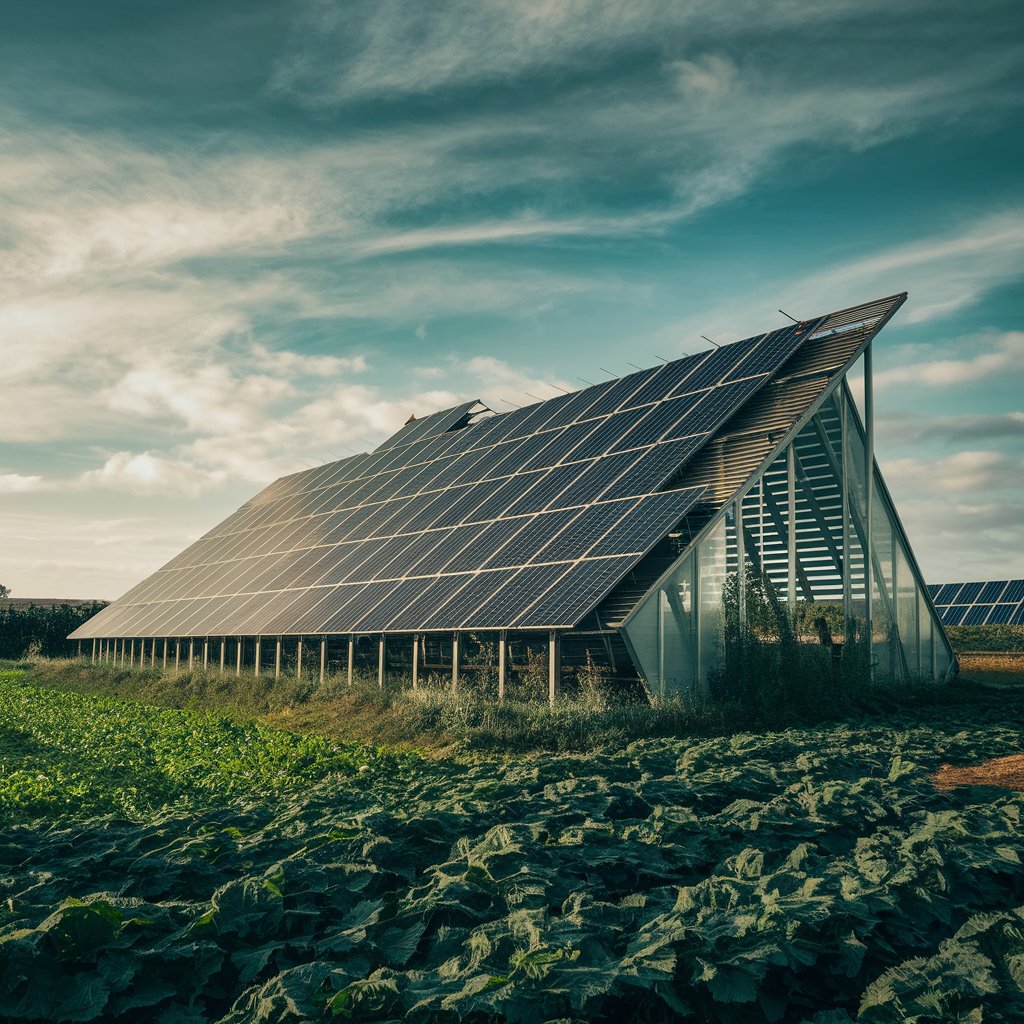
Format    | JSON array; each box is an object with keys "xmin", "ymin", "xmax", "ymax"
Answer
[
  {"xmin": 927, "ymin": 581, "xmax": 1024, "ymax": 627},
  {"xmin": 70, "ymin": 293, "xmax": 956, "ymax": 699}
]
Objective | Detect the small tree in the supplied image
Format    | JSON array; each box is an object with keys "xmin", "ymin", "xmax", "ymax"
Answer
[{"xmin": 0, "ymin": 584, "xmax": 10, "ymax": 599}]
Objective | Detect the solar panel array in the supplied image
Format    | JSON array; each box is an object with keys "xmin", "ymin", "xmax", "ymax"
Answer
[
  {"xmin": 927, "ymin": 581, "xmax": 1024, "ymax": 627},
  {"xmin": 72, "ymin": 316, "xmax": 831, "ymax": 640}
]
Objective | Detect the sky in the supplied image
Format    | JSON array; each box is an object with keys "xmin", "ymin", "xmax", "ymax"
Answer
[{"xmin": 1, "ymin": 0, "xmax": 1022, "ymax": 599}]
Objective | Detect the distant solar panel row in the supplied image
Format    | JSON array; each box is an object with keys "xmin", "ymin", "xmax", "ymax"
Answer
[
  {"xmin": 926, "ymin": 580, "xmax": 1024, "ymax": 627},
  {"xmin": 75, "ymin": 297, "xmax": 904, "ymax": 642}
]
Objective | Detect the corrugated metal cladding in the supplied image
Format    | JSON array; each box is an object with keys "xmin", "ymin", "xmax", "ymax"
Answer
[
  {"xmin": 927, "ymin": 580, "xmax": 1024, "ymax": 627},
  {"xmin": 71, "ymin": 294, "xmax": 906, "ymax": 641}
]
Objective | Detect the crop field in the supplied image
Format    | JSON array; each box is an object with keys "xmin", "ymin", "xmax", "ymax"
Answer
[{"xmin": 3, "ymin": 664, "xmax": 1024, "ymax": 1023}]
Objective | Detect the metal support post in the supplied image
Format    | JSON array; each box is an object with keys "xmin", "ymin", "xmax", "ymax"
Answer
[
  {"xmin": 378, "ymin": 635, "xmax": 385, "ymax": 689},
  {"xmin": 736, "ymin": 498, "xmax": 746, "ymax": 629},
  {"xmin": 162, "ymin": 638, "xmax": 168, "ymax": 671},
  {"xmin": 91, "ymin": 639, "xmax": 97, "ymax": 664},
  {"xmin": 319, "ymin": 637, "xmax": 326, "ymax": 685},
  {"xmin": 840, "ymin": 390, "xmax": 852, "ymax": 643},
  {"xmin": 203, "ymin": 639, "xmax": 209, "ymax": 671},
  {"xmin": 151, "ymin": 639, "xmax": 156, "ymax": 667},
  {"xmin": 787, "ymin": 444, "xmax": 797, "ymax": 612},
  {"xmin": 296, "ymin": 637, "xmax": 303, "ymax": 679},
  {"xmin": 175, "ymin": 640, "xmax": 180, "ymax": 672},
  {"xmin": 255, "ymin": 637, "xmax": 261, "ymax": 677},
  {"xmin": 498, "ymin": 631, "xmax": 507, "ymax": 701},
  {"xmin": 236, "ymin": 637, "xmax": 243, "ymax": 676},
  {"xmin": 220, "ymin": 638, "xmax": 226, "ymax": 675},
  {"xmin": 548, "ymin": 631, "xmax": 561, "ymax": 706},
  {"xmin": 411, "ymin": 635, "xmax": 419, "ymax": 689},
  {"xmin": 864, "ymin": 343, "xmax": 875, "ymax": 682},
  {"xmin": 347, "ymin": 636, "xmax": 354, "ymax": 686},
  {"xmin": 275, "ymin": 637, "xmax": 282, "ymax": 679},
  {"xmin": 451, "ymin": 632, "xmax": 460, "ymax": 693}
]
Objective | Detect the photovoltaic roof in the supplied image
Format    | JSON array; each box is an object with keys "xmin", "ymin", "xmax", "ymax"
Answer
[
  {"xmin": 926, "ymin": 580, "xmax": 1024, "ymax": 627},
  {"xmin": 71, "ymin": 294, "xmax": 904, "ymax": 640}
]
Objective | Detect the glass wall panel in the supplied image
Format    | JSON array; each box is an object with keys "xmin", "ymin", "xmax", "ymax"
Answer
[
  {"xmin": 917, "ymin": 587, "xmax": 935, "ymax": 681},
  {"xmin": 871, "ymin": 487, "xmax": 898, "ymax": 680},
  {"xmin": 697, "ymin": 517, "xmax": 727, "ymax": 684},
  {"xmin": 895, "ymin": 540, "xmax": 920, "ymax": 678}
]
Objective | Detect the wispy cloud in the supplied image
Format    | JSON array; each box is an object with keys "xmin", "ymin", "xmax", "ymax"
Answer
[{"xmin": 878, "ymin": 330, "xmax": 1024, "ymax": 387}]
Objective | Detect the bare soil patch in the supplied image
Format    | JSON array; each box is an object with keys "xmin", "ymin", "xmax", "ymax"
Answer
[{"xmin": 934, "ymin": 752, "xmax": 1024, "ymax": 792}]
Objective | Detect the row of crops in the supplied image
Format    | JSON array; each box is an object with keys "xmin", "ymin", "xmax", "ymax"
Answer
[{"xmin": 2, "ymin": 668, "xmax": 1024, "ymax": 1021}]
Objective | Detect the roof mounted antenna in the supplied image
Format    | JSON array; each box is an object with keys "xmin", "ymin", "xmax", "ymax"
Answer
[
  {"xmin": 655, "ymin": 354, "xmax": 670, "ymax": 363},
  {"xmin": 576, "ymin": 376, "xmax": 595, "ymax": 385},
  {"xmin": 626, "ymin": 362, "xmax": 645, "ymax": 371},
  {"xmin": 701, "ymin": 335, "xmax": 720, "ymax": 349},
  {"xmin": 524, "ymin": 392, "xmax": 542, "ymax": 401},
  {"xmin": 545, "ymin": 381, "xmax": 571, "ymax": 394},
  {"xmin": 779, "ymin": 309, "xmax": 800, "ymax": 324},
  {"xmin": 599, "ymin": 367, "xmax": 618, "ymax": 378},
  {"xmin": 498, "ymin": 397, "xmax": 521, "ymax": 409}
]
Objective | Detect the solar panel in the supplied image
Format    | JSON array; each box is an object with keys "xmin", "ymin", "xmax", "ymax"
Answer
[
  {"xmin": 932, "ymin": 583, "xmax": 962, "ymax": 605},
  {"xmin": 962, "ymin": 604, "xmax": 994, "ymax": 626},
  {"xmin": 460, "ymin": 563, "xmax": 569, "ymax": 630},
  {"xmin": 928, "ymin": 579, "xmax": 1024, "ymax": 633},
  {"xmin": 584, "ymin": 487, "xmax": 706, "ymax": 558},
  {"xmin": 514, "ymin": 555, "xmax": 639, "ymax": 628},
  {"xmin": 375, "ymin": 400, "xmax": 481, "ymax": 451},
  {"xmin": 74, "ymin": 295, "xmax": 913, "ymax": 642},
  {"xmin": 978, "ymin": 581, "xmax": 1009, "ymax": 603},
  {"xmin": 986, "ymin": 605, "xmax": 1015, "ymax": 625}
]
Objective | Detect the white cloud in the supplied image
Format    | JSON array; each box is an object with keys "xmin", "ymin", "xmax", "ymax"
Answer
[
  {"xmin": 77, "ymin": 452, "xmax": 221, "ymax": 497},
  {"xmin": 877, "ymin": 331, "xmax": 1024, "ymax": 388},
  {"xmin": 883, "ymin": 449, "xmax": 1021, "ymax": 495},
  {"xmin": 0, "ymin": 473, "xmax": 46, "ymax": 494}
]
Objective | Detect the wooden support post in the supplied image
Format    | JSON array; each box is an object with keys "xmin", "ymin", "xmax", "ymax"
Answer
[
  {"xmin": 236, "ymin": 636, "xmax": 243, "ymax": 676},
  {"xmin": 91, "ymin": 639, "xmax": 97, "ymax": 664},
  {"xmin": 411, "ymin": 635, "xmax": 419, "ymax": 689},
  {"xmin": 275, "ymin": 637, "xmax": 282, "ymax": 679},
  {"xmin": 175, "ymin": 640, "xmax": 180, "ymax": 672},
  {"xmin": 451, "ymin": 633, "xmax": 460, "ymax": 693},
  {"xmin": 347, "ymin": 636, "xmax": 354, "ymax": 686},
  {"xmin": 129, "ymin": 639, "xmax": 135, "ymax": 668},
  {"xmin": 378, "ymin": 635, "xmax": 385, "ymax": 689},
  {"xmin": 255, "ymin": 637, "xmax": 261, "ymax": 677},
  {"xmin": 162, "ymin": 638, "xmax": 168, "ymax": 671},
  {"xmin": 220, "ymin": 637, "xmax": 226, "ymax": 675},
  {"xmin": 319, "ymin": 637, "xmax": 326, "ymax": 685},
  {"xmin": 548, "ymin": 631, "xmax": 561, "ymax": 706},
  {"xmin": 498, "ymin": 631, "xmax": 507, "ymax": 701},
  {"xmin": 296, "ymin": 637, "xmax": 303, "ymax": 679},
  {"xmin": 203, "ymin": 639, "xmax": 209, "ymax": 671}
]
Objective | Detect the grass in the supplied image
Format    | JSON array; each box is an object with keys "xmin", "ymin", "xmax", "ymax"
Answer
[
  {"xmin": 0, "ymin": 666, "xmax": 412, "ymax": 822},
  {"xmin": 12, "ymin": 649, "xmax": 1021, "ymax": 756}
]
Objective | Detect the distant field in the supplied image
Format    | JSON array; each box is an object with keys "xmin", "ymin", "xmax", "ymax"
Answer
[
  {"xmin": 4, "ymin": 661, "xmax": 1024, "ymax": 1022},
  {"xmin": 957, "ymin": 651, "xmax": 1024, "ymax": 689}
]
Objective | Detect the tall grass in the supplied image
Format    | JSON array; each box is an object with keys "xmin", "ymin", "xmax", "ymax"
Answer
[{"xmin": 14, "ymin": 655, "xmax": 992, "ymax": 755}]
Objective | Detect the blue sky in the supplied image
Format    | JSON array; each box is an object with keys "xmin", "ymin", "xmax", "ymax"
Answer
[{"xmin": 1, "ymin": 0, "xmax": 1022, "ymax": 598}]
